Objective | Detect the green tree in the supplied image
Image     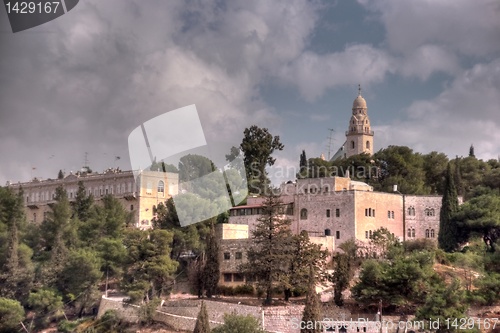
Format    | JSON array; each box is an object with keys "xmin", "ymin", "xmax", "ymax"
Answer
[
  {"xmin": 193, "ymin": 301, "xmax": 210, "ymax": 333},
  {"xmin": 0, "ymin": 187, "xmax": 34, "ymax": 303},
  {"xmin": 240, "ymin": 126, "xmax": 284, "ymax": 194},
  {"xmin": 454, "ymin": 194, "xmax": 500, "ymax": 252},
  {"xmin": 286, "ymin": 231, "xmax": 327, "ymax": 301},
  {"xmin": 242, "ymin": 191, "xmax": 294, "ymax": 304},
  {"xmin": 301, "ymin": 265, "xmax": 322, "ymax": 333},
  {"xmin": 122, "ymin": 229, "xmax": 179, "ymax": 303},
  {"xmin": 58, "ymin": 169, "xmax": 64, "ymax": 179},
  {"xmin": 59, "ymin": 249, "xmax": 102, "ymax": 316},
  {"xmin": 423, "ymin": 151, "xmax": 449, "ymax": 194},
  {"xmin": 0, "ymin": 297, "xmax": 25, "ymax": 333},
  {"xmin": 438, "ymin": 163, "xmax": 461, "ymax": 252},
  {"xmin": 203, "ymin": 223, "xmax": 220, "ymax": 298},
  {"xmin": 473, "ymin": 272, "xmax": 500, "ymax": 305},
  {"xmin": 298, "ymin": 150, "xmax": 308, "ymax": 178},
  {"xmin": 415, "ymin": 279, "xmax": 468, "ymax": 333},
  {"xmin": 212, "ymin": 313, "xmax": 264, "ymax": 333},
  {"xmin": 331, "ymin": 240, "xmax": 359, "ymax": 306},
  {"xmin": 469, "ymin": 144, "xmax": 475, "ymax": 158},
  {"xmin": 73, "ymin": 181, "xmax": 93, "ymax": 221},
  {"xmin": 28, "ymin": 288, "xmax": 64, "ymax": 327}
]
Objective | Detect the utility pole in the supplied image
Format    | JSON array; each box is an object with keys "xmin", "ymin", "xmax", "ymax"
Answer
[{"xmin": 327, "ymin": 128, "xmax": 335, "ymax": 160}]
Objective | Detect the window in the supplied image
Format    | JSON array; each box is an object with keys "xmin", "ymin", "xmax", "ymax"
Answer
[
  {"xmin": 351, "ymin": 141, "xmax": 355, "ymax": 149},
  {"xmin": 407, "ymin": 206, "xmax": 415, "ymax": 216},
  {"xmin": 373, "ymin": 209, "xmax": 375, "ymax": 217},
  {"xmin": 336, "ymin": 208, "xmax": 340, "ymax": 217},
  {"xmin": 33, "ymin": 213, "xmax": 36, "ymax": 223},
  {"xmin": 336, "ymin": 231, "xmax": 340, "ymax": 239},
  {"xmin": 235, "ymin": 252, "xmax": 242, "ymax": 260},
  {"xmin": 366, "ymin": 231, "xmax": 369, "ymax": 239},
  {"xmin": 233, "ymin": 274, "xmax": 244, "ymax": 282},
  {"xmin": 425, "ymin": 229, "xmax": 430, "ymax": 238},
  {"xmin": 366, "ymin": 141, "xmax": 370, "ymax": 149},
  {"xmin": 430, "ymin": 229, "xmax": 435, "ymax": 238},
  {"xmin": 369, "ymin": 230, "xmax": 372, "ymax": 239},
  {"xmin": 407, "ymin": 229, "xmax": 411, "ymax": 237},
  {"xmin": 326, "ymin": 209, "xmax": 331, "ymax": 218},
  {"xmin": 224, "ymin": 252, "xmax": 230, "ymax": 260},
  {"xmin": 146, "ymin": 181, "xmax": 152, "ymax": 194},
  {"xmin": 130, "ymin": 205, "xmax": 134, "ymax": 211},
  {"xmin": 224, "ymin": 273, "xmax": 232, "ymax": 282},
  {"xmin": 388, "ymin": 211, "xmax": 391, "ymax": 218},
  {"xmin": 325, "ymin": 229, "xmax": 331, "ymax": 236},
  {"xmin": 412, "ymin": 229, "xmax": 415, "ymax": 237},
  {"xmin": 300, "ymin": 208, "xmax": 308, "ymax": 220},
  {"xmin": 365, "ymin": 208, "xmax": 368, "ymax": 216},
  {"xmin": 391, "ymin": 211, "xmax": 394, "ymax": 219},
  {"xmin": 158, "ymin": 180, "xmax": 165, "ymax": 193}
]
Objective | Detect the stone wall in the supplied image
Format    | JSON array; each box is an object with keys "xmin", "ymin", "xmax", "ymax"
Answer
[{"xmin": 97, "ymin": 297, "xmax": 140, "ymax": 322}]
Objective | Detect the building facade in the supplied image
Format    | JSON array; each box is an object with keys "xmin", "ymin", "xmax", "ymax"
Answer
[{"xmin": 8, "ymin": 168, "xmax": 179, "ymax": 228}]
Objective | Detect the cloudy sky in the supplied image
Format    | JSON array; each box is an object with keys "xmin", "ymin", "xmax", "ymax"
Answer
[{"xmin": 1, "ymin": 0, "xmax": 499, "ymax": 185}]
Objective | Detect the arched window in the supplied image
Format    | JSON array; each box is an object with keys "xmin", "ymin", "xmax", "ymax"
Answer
[
  {"xmin": 391, "ymin": 211, "xmax": 394, "ymax": 219},
  {"xmin": 388, "ymin": 211, "xmax": 391, "ymax": 218},
  {"xmin": 366, "ymin": 141, "xmax": 370, "ymax": 149},
  {"xmin": 369, "ymin": 230, "xmax": 373, "ymax": 238},
  {"xmin": 158, "ymin": 180, "xmax": 165, "ymax": 193},
  {"xmin": 300, "ymin": 208, "xmax": 308, "ymax": 220},
  {"xmin": 430, "ymin": 208, "xmax": 435, "ymax": 216},
  {"xmin": 430, "ymin": 229, "xmax": 435, "ymax": 238},
  {"xmin": 407, "ymin": 229, "xmax": 411, "ymax": 237},
  {"xmin": 411, "ymin": 229, "xmax": 415, "ymax": 237},
  {"xmin": 425, "ymin": 229, "xmax": 430, "ymax": 238},
  {"xmin": 351, "ymin": 141, "xmax": 355, "ymax": 149}
]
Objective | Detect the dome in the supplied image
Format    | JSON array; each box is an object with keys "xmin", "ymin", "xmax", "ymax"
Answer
[{"xmin": 352, "ymin": 95, "xmax": 367, "ymax": 109}]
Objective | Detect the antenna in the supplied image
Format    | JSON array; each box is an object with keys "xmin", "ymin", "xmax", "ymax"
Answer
[{"xmin": 326, "ymin": 128, "xmax": 335, "ymax": 160}]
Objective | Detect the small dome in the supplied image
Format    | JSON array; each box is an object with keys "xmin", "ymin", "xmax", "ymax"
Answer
[{"xmin": 353, "ymin": 95, "xmax": 367, "ymax": 109}]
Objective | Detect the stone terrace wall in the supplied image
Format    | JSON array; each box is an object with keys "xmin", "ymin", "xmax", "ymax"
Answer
[
  {"xmin": 263, "ymin": 304, "xmax": 304, "ymax": 333},
  {"xmin": 97, "ymin": 297, "xmax": 140, "ymax": 322}
]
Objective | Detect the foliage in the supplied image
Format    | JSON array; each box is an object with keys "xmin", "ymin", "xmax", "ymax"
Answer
[
  {"xmin": 212, "ymin": 312, "xmax": 265, "ymax": 333},
  {"xmin": 301, "ymin": 265, "xmax": 322, "ymax": 333},
  {"xmin": 122, "ymin": 229, "xmax": 178, "ymax": 303},
  {"xmin": 472, "ymin": 272, "xmax": 500, "ymax": 305},
  {"xmin": 298, "ymin": 150, "xmax": 308, "ymax": 178},
  {"xmin": 285, "ymin": 231, "xmax": 328, "ymax": 301},
  {"xmin": 0, "ymin": 297, "xmax": 25, "ymax": 333},
  {"xmin": 454, "ymin": 194, "xmax": 500, "ymax": 252},
  {"xmin": 73, "ymin": 181, "xmax": 94, "ymax": 221},
  {"xmin": 242, "ymin": 190, "xmax": 294, "ymax": 304},
  {"xmin": 439, "ymin": 163, "xmax": 462, "ymax": 252},
  {"xmin": 203, "ymin": 223, "xmax": 220, "ymax": 298},
  {"xmin": 240, "ymin": 125, "xmax": 284, "ymax": 194},
  {"xmin": 193, "ymin": 301, "xmax": 211, "ymax": 333},
  {"xmin": 352, "ymin": 250, "xmax": 437, "ymax": 312},
  {"xmin": 415, "ymin": 279, "xmax": 468, "ymax": 333},
  {"xmin": 28, "ymin": 288, "xmax": 64, "ymax": 326},
  {"xmin": 331, "ymin": 240, "xmax": 359, "ymax": 306}
]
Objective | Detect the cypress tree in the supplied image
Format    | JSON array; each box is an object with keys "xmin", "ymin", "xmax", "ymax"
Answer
[
  {"xmin": 469, "ymin": 144, "xmax": 475, "ymax": 158},
  {"xmin": 204, "ymin": 223, "xmax": 220, "ymax": 298},
  {"xmin": 193, "ymin": 301, "xmax": 210, "ymax": 333},
  {"xmin": 301, "ymin": 265, "xmax": 322, "ymax": 333},
  {"xmin": 438, "ymin": 163, "xmax": 460, "ymax": 252},
  {"xmin": 298, "ymin": 150, "xmax": 308, "ymax": 178}
]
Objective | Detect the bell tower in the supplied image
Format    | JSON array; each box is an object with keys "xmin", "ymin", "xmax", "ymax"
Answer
[{"xmin": 345, "ymin": 85, "xmax": 374, "ymax": 158}]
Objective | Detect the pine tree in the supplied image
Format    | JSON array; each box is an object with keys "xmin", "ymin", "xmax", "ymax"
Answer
[
  {"xmin": 298, "ymin": 150, "xmax": 308, "ymax": 178},
  {"xmin": 301, "ymin": 265, "xmax": 322, "ymax": 333},
  {"xmin": 453, "ymin": 157, "xmax": 463, "ymax": 197},
  {"xmin": 57, "ymin": 170, "xmax": 64, "ymax": 179},
  {"xmin": 469, "ymin": 144, "xmax": 475, "ymax": 158},
  {"xmin": 438, "ymin": 163, "xmax": 460, "ymax": 252},
  {"xmin": 73, "ymin": 181, "xmax": 93, "ymax": 221},
  {"xmin": 193, "ymin": 301, "xmax": 211, "ymax": 333},
  {"xmin": 204, "ymin": 223, "xmax": 220, "ymax": 298},
  {"xmin": 242, "ymin": 190, "xmax": 294, "ymax": 305}
]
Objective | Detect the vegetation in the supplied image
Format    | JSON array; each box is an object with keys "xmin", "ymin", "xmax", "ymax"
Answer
[
  {"xmin": 438, "ymin": 163, "xmax": 462, "ymax": 252},
  {"xmin": 301, "ymin": 266, "xmax": 322, "ymax": 333},
  {"xmin": 212, "ymin": 313, "xmax": 264, "ymax": 333},
  {"xmin": 193, "ymin": 301, "xmax": 210, "ymax": 333}
]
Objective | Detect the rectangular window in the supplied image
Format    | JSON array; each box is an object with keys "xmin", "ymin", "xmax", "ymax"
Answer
[
  {"xmin": 233, "ymin": 274, "xmax": 244, "ymax": 282},
  {"xmin": 224, "ymin": 273, "xmax": 232, "ymax": 282},
  {"xmin": 326, "ymin": 209, "xmax": 331, "ymax": 218},
  {"xmin": 365, "ymin": 208, "xmax": 368, "ymax": 216},
  {"xmin": 336, "ymin": 208, "xmax": 340, "ymax": 217},
  {"xmin": 365, "ymin": 231, "xmax": 369, "ymax": 239},
  {"xmin": 130, "ymin": 205, "xmax": 134, "ymax": 211},
  {"xmin": 224, "ymin": 252, "xmax": 230, "ymax": 260},
  {"xmin": 336, "ymin": 231, "xmax": 340, "ymax": 239},
  {"xmin": 235, "ymin": 252, "xmax": 242, "ymax": 260}
]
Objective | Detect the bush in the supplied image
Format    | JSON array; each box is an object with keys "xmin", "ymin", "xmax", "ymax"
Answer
[
  {"xmin": 404, "ymin": 239, "xmax": 437, "ymax": 252},
  {"xmin": 234, "ymin": 284, "xmax": 254, "ymax": 295}
]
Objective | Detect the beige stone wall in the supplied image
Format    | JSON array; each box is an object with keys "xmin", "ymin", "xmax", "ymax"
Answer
[
  {"xmin": 354, "ymin": 191, "xmax": 404, "ymax": 242},
  {"xmin": 216, "ymin": 223, "xmax": 249, "ymax": 240},
  {"xmin": 9, "ymin": 169, "xmax": 178, "ymax": 228},
  {"xmin": 405, "ymin": 195, "xmax": 442, "ymax": 241}
]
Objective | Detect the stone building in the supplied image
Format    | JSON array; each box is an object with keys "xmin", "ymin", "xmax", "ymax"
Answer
[{"xmin": 8, "ymin": 168, "xmax": 178, "ymax": 229}]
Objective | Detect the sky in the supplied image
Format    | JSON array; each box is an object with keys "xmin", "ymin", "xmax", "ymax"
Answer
[{"xmin": 1, "ymin": 0, "xmax": 500, "ymax": 186}]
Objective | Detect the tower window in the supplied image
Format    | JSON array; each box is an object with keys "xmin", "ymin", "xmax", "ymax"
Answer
[
  {"xmin": 326, "ymin": 209, "xmax": 330, "ymax": 217},
  {"xmin": 351, "ymin": 141, "xmax": 355, "ymax": 149},
  {"xmin": 300, "ymin": 208, "xmax": 308, "ymax": 220},
  {"xmin": 366, "ymin": 141, "xmax": 370, "ymax": 149}
]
